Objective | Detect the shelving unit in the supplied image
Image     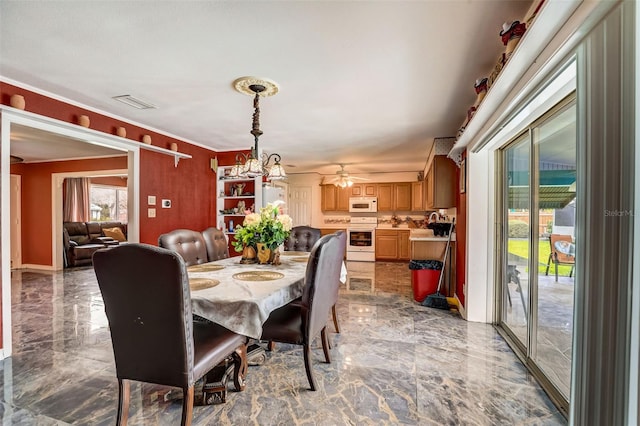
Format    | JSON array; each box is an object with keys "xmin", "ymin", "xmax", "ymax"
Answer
[{"xmin": 216, "ymin": 166, "xmax": 262, "ymax": 254}]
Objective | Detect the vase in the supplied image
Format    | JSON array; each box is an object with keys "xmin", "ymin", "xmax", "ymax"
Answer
[
  {"xmin": 256, "ymin": 243, "xmax": 280, "ymax": 265},
  {"xmin": 78, "ymin": 115, "xmax": 90, "ymax": 128},
  {"xmin": 10, "ymin": 94, "xmax": 25, "ymax": 110},
  {"xmin": 240, "ymin": 245, "xmax": 257, "ymax": 264}
]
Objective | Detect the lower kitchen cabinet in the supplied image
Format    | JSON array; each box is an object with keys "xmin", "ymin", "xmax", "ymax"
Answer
[{"xmin": 375, "ymin": 229, "xmax": 410, "ymax": 261}]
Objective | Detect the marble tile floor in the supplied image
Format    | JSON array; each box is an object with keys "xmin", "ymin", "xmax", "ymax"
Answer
[{"xmin": 1, "ymin": 262, "xmax": 566, "ymax": 425}]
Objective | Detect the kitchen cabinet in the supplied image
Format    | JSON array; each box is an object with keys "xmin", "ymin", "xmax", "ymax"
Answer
[
  {"xmin": 321, "ymin": 185, "xmax": 350, "ymax": 211},
  {"xmin": 375, "ymin": 229, "xmax": 410, "ymax": 260},
  {"xmin": 425, "ymin": 156, "xmax": 456, "ymax": 209},
  {"xmin": 377, "ymin": 183, "xmax": 412, "ymax": 211},
  {"xmin": 411, "ymin": 181, "xmax": 424, "ymax": 211},
  {"xmin": 410, "ymin": 237, "xmax": 456, "ymax": 296},
  {"xmin": 350, "ymin": 183, "xmax": 377, "ymax": 197}
]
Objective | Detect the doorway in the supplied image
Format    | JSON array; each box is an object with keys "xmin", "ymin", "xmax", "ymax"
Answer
[{"xmin": 498, "ymin": 93, "xmax": 576, "ymax": 413}]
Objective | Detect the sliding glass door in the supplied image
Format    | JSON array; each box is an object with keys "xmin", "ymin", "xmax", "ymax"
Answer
[{"xmin": 499, "ymin": 94, "xmax": 576, "ymax": 410}]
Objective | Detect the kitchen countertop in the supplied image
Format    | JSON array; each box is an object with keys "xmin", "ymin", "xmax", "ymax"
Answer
[{"xmin": 409, "ymin": 229, "xmax": 456, "ymax": 242}]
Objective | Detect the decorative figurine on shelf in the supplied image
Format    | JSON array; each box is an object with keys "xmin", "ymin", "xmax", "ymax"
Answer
[
  {"xmin": 234, "ymin": 183, "xmax": 246, "ymax": 196},
  {"xmin": 474, "ymin": 78, "xmax": 488, "ymax": 106},
  {"xmin": 500, "ymin": 21, "xmax": 527, "ymax": 60},
  {"xmin": 237, "ymin": 200, "xmax": 246, "ymax": 213}
]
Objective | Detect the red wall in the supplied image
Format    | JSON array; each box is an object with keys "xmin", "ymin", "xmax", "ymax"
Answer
[{"xmin": 455, "ymin": 151, "xmax": 467, "ymax": 308}]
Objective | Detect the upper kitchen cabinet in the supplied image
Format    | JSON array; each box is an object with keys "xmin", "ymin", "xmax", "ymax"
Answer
[
  {"xmin": 411, "ymin": 181, "xmax": 424, "ymax": 211},
  {"xmin": 350, "ymin": 183, "xmax": 377, "ymax": 197},
  {"xmin": 377, "ymin": 183, "xmax": 412, "ymax": 211},
  {"xmin": 425, "ymin": 155, "xmax": 456, "ymax": 209},
  {"xmin": 321, "ymin": 184, "xmax": 350, "ymax": 211}
]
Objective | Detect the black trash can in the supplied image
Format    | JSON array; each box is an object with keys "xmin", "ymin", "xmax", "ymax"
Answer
[{"xmin": 409, "ymin": 259, "xmax": 443, "ymax": 302}]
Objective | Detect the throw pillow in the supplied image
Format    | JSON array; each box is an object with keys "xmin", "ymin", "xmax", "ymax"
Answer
[{"xmin": 103, "ymin": 227, "xmax": 127, "ymax": 242}]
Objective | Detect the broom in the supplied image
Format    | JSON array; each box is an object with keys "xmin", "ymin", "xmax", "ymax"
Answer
[{"xmin": 422, "ymin": 219, "xmax": 455, "ymax": 310}]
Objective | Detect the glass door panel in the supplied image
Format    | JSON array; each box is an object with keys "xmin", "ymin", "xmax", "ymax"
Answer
[
  {"xmin": 502, "ymin": 133, "xmax": 530, "ymax": 347},
  {"xmin": 532, "ymin": 101, "xmax": 576, "ymax": 399}
]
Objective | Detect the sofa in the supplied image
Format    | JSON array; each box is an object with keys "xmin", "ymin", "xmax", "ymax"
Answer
[{"xmin": 63, "ymin": 221, "xmax": 128, "ymax": 267}]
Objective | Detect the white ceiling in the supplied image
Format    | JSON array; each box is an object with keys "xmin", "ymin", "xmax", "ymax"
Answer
[{"xmin": 1, "ymin": 0, "xmax": 533, "ymax": 176}]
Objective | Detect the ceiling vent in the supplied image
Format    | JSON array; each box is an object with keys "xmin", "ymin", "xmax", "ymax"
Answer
[{"xmin": 112, "ymin": 95, "xmax": 157, "ymax": 110}]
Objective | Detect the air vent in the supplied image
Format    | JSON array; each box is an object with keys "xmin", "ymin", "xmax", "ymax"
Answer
[{"xmin": 112, "ymin": 95, "xmax": 157, "ymax": 110}]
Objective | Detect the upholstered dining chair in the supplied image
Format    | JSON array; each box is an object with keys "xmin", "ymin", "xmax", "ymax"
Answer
[
  {"xmin": 158, "ymin": 229, "xmax": 209, "ymax": 266},
  {"xmin": 202, "ymin": 227, "xmax": 229, "ymax": 261},
  {"xmin": 545, "ymin": 234, "xmax": 575, "ymax": 282},
  {"xmin": 283, "ymin": 226, "xmax": 342, "ymax": 334},
  {"xmin": 93, "ymin": 244, "xmax": 248, "ymax": 426},
  {"xmin": 284, "ymin": 226, "xmax": 321, "ymax": 252},
  {"xmin": 260, "ymin": 233, "xmax": 346, "ymax": 391}
]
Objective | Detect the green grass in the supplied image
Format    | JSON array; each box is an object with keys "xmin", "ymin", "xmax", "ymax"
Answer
[{"xmin": 508, "ymin": 239, "xmax": 574, "ymax": 277}]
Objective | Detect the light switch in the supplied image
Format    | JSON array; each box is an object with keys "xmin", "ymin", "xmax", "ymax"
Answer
[
  {"xmin": 162, "ymin": 199, "xmax": 171, "ymax": 208},
  {"xmin": 148, "ymin": 195, "xmax": 156, "ymax": 205},
  {"xmin": 148, "ymin": 208, "xmax": 156, "ymax": 218}
]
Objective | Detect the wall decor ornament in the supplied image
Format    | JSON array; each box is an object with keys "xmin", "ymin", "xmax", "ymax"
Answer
[
  {"xmin": 116, "ymin": 127, "xmax": 127, "ymax": 137},
  {"xmin": 78, "ymin": 115, "xmax": 90, "ymax": 128},
  {"xmin": 10, "ymin": 94, "xmax": 25, "ymax": 110},
  {"xmin": 500, "ymin": 21, "xmax": 527, "ymax": 59},
  {"xmin": 142, "ymin": 134, "xmax": 152, "ymax": 144}
]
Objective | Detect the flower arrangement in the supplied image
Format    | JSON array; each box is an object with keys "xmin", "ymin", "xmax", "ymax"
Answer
[{"xmin": 232, "ymin": 202, "xmax": 293, "ymax": 252}]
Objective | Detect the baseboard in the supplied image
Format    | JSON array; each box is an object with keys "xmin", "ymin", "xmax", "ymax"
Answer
[{"xmin": 17, "ymin": 264, "xmax": 55, "ymax": 271}]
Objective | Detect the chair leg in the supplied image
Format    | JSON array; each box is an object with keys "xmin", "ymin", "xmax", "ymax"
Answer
[
  {"xmin": 331, "ymin": 304, "xmax": 340, "ymax": 333},
  {"xmin": 116, "ymin": 378, "xmax": 130, "ymax": 426},
  {"xmin": 321, "ymin": 326, "xmax": 331, "ymax": 363},
  {"xmin": 181, "ymin": 385, "xmax": 194, "ymax": 426},
  {"xmin": 232, "ymin": 344, "xmax": 248, "ymax": 391},
  {"xmin": 545, "ymin": 254, "xmax": 552, "ymax": 276},
  {"xmin": 555, "ymin": 260, "xmax": 559, "ymax": 282},
  {"xmin": 570, "ymin": 265, "xmax": 574, "ymax": 278},
  {"xmin": 303, "ymin": 343, "xmax": 317, "ymax": 391},
  {"xmin": 267, "ymin": 341, "xmax": 275, "ymax": 351}
]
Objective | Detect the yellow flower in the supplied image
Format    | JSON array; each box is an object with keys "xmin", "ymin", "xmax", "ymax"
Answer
[
  {"xmin": 277, "ymin": 214, "xmax": 293, "ymax": 232},
  {"xmin": 243, "ymin": 213, "xmax": 261, "ymax": 227}
]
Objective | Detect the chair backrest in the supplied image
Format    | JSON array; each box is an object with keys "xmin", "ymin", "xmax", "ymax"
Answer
[
  {"xmin": 301, "ymin": 233, "xmax": 345, "ymax": 339},
  {"xmin": 549, "ymin": 234, "xmax": 575, "ymax": 264},
  {"xmin": 329, "ymin": 230, "xmax": 347, "ymax": 305},
  {"xmin": 202, "ymin": 227, "xmax": 229, "ymax": 261},
  {"xmin": 92, "ymin": 243, "xmax": 195, "ymax": 388},
  {"xmin": 158, "ymin": 229, "xmax": 209, "ymax": 266},
  {"xmin": 284, "ymin": 226, "xmax": 321, "ymax": 252}
]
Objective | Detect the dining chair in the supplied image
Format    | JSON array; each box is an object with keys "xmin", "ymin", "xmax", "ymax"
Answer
[
  {"xmin": 545, "ymin": 234, "xmax": 575, "ymax": 282},
  {"xmin": 202, "ymin": 227, "xmax": 229, "ymax": 261},
  {"xmin": 283, "ymin": 226, "xmax": 342, "ymax": 334},
  {"xmin": 283, "ymin": 226, "xmax": 321, "ymax": 252},
  {"xmin": 158, "ymin": 229, "xmax": 209, "ymax": 266},
  {"xmin": 93, "ymin": 243, "xmax": 248, "ymax": 426},
  {"xmin": 260, "ymin": 233, "xmax": 345, "ymax": 391}
]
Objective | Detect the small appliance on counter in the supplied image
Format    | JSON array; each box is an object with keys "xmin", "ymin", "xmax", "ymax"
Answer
[{"xmin": 427, "ymin": 221, "xmax": 454, "ymax": 237}]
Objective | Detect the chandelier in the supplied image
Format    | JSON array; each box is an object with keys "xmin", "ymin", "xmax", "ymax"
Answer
[{"xmin": 229, "ymin": 77, "xmax": 286, "ymax": 181}]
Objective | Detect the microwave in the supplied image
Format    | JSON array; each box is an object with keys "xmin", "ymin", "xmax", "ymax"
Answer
[{"xmin": 349, "ymin": 197, "xmax": 378, "ymax": 213}]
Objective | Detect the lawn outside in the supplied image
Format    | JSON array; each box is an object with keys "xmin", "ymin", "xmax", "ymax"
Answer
[{"xmin": 508, "ymin": 238, "xmax": 574, "ymax": 277}]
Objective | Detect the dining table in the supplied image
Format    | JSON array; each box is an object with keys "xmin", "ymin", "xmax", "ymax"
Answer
[{"xmin": 187, "ymin": 251, "xmax": 346, "ymax": 340}]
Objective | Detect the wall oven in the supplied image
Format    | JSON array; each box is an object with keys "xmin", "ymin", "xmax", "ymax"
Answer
[
  {"xmin": 349, "ymin": 197, "xmax": 377, "ymax": 213},
  {"xmin": 346, "ymin": 216, "xmax": 377, "ymax": 262}
]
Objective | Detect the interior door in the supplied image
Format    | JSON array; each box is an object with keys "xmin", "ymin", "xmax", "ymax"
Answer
[{"xmin": 289, "ymin": 186, "xmax": 312, "ymax": 226}]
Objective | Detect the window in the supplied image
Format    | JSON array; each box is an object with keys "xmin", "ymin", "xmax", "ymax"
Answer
[{"xmin": 90, "ymin": 184, "xmax": 128, "ymax": 222}]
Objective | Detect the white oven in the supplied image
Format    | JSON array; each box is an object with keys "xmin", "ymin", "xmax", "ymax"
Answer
[
  {"xmin": 346, "ymin": 216, "xmax": 377, "ymax": 262},
  {"xmin": 349, "ymin": 197, "xmax": 377, "ymax": 213}
]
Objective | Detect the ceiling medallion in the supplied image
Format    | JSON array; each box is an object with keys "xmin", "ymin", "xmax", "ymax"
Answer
[{"xmin": 233, "ymin": 77, "xmax": 280, "ymax": 97}]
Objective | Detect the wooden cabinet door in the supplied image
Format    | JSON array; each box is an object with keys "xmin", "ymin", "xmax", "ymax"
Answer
[
  {"xmin": 377, "ymin": 184, "xmax": 393, "ymax": 211},
  {"xmin": 425, "ymin": 167, "xmax": 435, "ymax": 209},
  {"xmin": 321, "ymin": 185, "xmax": 337, "ymax": 211},
  {"xmin": 394, "ymin": 183, "xmax": 412, "ymax": 211},
  {"xmin": 375, "ymin": 230, "xmax": 398, "ymax": 259},
  {"xmin": 350, "ymin": 184, "xmax": 363, "ymax": 197},
  {"xmin": 363, "ymin": 184, "xmax": 377, "ymax": 197},
  {"xmin": 337, "ymin": 187, "xmax": 350, "ymax": 211},
  {"xmin": 432, "ymin": 156, "xmax": 456, "ymax": 208},
  {"xmin": 411, "ymin": 181, "xmax": 424, "ymax": 211},
  {"xmin": 398, "ymin": 230, "xmax": 410, "ymax": 260}
]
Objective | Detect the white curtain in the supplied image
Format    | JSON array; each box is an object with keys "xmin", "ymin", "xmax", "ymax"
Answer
[{"xmin": 63, "ymin": 178, "xmax": 90, "ymax": 222}]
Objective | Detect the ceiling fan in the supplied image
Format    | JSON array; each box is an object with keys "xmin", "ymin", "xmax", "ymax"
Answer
[{"xmin": 326, "ymin": 164, "xmax": 369, "ymax": 188}]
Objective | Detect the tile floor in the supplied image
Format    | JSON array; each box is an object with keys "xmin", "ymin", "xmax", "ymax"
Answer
[{"xmin": 1, "ymin": 261, "xmax": 566, "ymax": 425}]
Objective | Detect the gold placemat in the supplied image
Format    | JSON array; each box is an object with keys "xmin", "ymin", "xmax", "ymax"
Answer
[
  {"xmin": 291, "ymin": 257, "xmax": 309, "ymax": 263},
  {"xmin": 190, "ymin": 278, "xmax": 220, "ymax": 291},
  {"xmin": 232, "ymin": 271, "xmax": 285, "ymax": 281},
  {"xmin": 187, "ymin": 264, "xmax": 225, "ymax": 272},
  {"xmin": 281, "ymin": 251, "xmax": 310, "ymax": 257}
]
